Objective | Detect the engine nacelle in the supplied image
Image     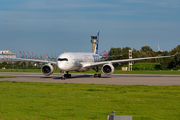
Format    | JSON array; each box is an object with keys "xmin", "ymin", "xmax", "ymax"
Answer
[
  {"xmin": 41, "ymin": 64, "xmax": 54, "ymax": 76},
  {"xmin": 102, "ymin": 64, "xmax": 114, "ymax": 76}
]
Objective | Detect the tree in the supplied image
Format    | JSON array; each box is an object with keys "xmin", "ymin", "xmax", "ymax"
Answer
[
  {"xmin": 2, "ymin": 61, "xmax": 7, "ymax": 66},
  {"xmin": 161, "ymin": 51, "xmax": 169, "ymax": 56},
  {"xmin": 159, "ymin": 58, "xmax": 170, "ymax": 69},
  {"xmin": 169, "ymin": 45, "xmax": 180, "ymax": 55},
  {"xmin": 107, "ymin": 45, "xmax": 180, "ymax": 69},
  {"xmin": 2, "ymin": 61, "xmax": 7, "ymax": 67},
  {"xmin": 7, "ymin": 63, "xmax": 13, "ymax": 68},
  {"xmin": 1, "ymin": 61, "xmax": 7, "ymax": 68},
  {"xmin": 168, "ymin": 58, "xmax": 176, "ymax": 69},
  {"xmin": 175, "ymin": 54, "xmax": 180, "ymax": 67},
  {"xmin": 132, "ymin": 48, "xmax": 140, "ymax": 58},
  {"xmin": 140, "ymin": 46, "xmax": 155, "ymax": 62},
  {"xmin": 21, "ymin": 61, "xmax": 26, "ymax": 68},
  {"xmin": 121, "ymin": 47, "xmax": 131, "ymax": 59},
  {"xmin": 168, "ymin": 45, "xmax": 180, "ymax": 69},
  {"xmin": 15, "ymin": 62, "xmax": 20, "ymax": 68},
  {"xmin": 132, "ymin": 48, "xmax": 141, "ymax": 63},
  {"xmin": 140, "ymin": 46, "xmax": 155, "ymax": 57},
  {"xmin": 28, "ymin": 62, "xmax": 33, "ymax": 68},
  {"xmin": 108, "ymin": 47, "xmax": 122, "ymax": 60}
]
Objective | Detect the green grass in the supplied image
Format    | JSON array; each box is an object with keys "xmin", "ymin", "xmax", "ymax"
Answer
[
  {"xmin": 132, "ymin": 63, "xmax": 161, "ymax": 69},
  {"xmin": 0, "ymin": 81, "xmax": 180, "ymax": 120},
  {"xmin": 0, "ymin": 69, "xmax": 180, "ymax": 75},
  {"xmin": 121, "ymin": 63, "xmax": 160, "ymax": 69},
  {"xmin": 0, "ymin": 69, "xmax": 41, "ymax": 73},
  {"xmin": 0, "ymin": 76, "xmax": 17, "ymax": 78},
  {"xmin": 113, "ymin": 70, "xmax": 180, "ymax": 75}
]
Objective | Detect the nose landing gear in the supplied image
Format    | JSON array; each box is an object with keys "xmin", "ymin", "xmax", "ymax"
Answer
[{"xmin": 61, "ymin": 71, "xmax": 71, "ymax": 80}]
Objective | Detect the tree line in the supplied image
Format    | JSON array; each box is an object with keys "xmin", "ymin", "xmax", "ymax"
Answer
[
  {"xmin": 0, "ymin": 45, "xmax": 180, "ymax": 70},
  {"xmin": 0, "ymin": 61, "xmax": 58, "ymax": 69},
  {"xmin": 107, "ymin": 45, "xmax": 180, "ymax": 69},
  {"xmin": 0, "ymin": 61, "xmax": 40, "ymax": 69}
]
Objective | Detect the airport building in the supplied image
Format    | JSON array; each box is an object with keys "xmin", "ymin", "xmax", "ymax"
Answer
[{"xmin": 0, "ymin": 50, "xmax": 16, "ymax": 58}]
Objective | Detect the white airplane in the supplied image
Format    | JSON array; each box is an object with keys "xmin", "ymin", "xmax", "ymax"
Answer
[{"xmin": 2, "ymin": 31, "xmax": 178, "ymax": 80}]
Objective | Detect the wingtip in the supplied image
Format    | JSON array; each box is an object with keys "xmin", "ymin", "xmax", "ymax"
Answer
[{"xmin": 172, "ymin": 50, "xmax": 178, "ymax": 56}]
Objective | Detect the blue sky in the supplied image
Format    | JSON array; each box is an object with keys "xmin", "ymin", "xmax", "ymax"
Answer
[{"xmin": 0, "ymin": 0, "xmax": 180, "ymax": 57}]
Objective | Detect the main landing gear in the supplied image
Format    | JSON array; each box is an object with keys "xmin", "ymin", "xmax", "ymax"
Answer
[
  {"xmin": 93, "ymin": 67, "xmax": 101, "ymax": 78},
  {"xmin": 61, "ymin": 71, "xmax": 71, "ymax": 80}
]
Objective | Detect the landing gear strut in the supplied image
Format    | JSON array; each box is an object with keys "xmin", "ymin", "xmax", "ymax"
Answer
[
  {"xmin": 93, "ymin": 67, "xmax": 101, "ymax": 78},
  {"xmin": 61, "ymin": 71, "xmax": 71, "ymax": 80}
]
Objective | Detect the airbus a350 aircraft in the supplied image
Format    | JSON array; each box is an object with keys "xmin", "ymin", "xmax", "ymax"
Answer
[{"xmin": 2, "ymin": 31, "xmax": 178, "ymax": 80}]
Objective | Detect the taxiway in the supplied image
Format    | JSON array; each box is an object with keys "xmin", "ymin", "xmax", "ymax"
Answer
[{"xmin": 0, "ymin": 72, "xmax": 180, "ymax": 86}]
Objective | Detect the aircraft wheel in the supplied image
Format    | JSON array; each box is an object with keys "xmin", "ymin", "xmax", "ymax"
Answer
[
  {"xmin": 94, "ymin": 74, "xmax": 101, "ymax": 78},
  {"xmin": 64, "ymin": 74, "xmax": 68, "ymax": 78},
  {"xmin": 61, "ymin": 77, "xmax": 66, "ymax": 80},
  {"xmin": 94, "ymin": 74, "xmax": 98, "ymax": 78},
  {"xmin": 68, "ymin": 74, "xmax": 71, "ymax": 78},
  {"xmin": 64, "ymin": 74, "xmax": 71, "ymax": 78}
]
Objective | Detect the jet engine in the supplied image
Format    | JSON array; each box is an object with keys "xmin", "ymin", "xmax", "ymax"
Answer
[
  {"xmin": 41, "ymin": 64, "xmax": 54, "ymax": 76},
  {"xmin": 101, "ymin": 64, "xmax": 114, "ymax": 76}
]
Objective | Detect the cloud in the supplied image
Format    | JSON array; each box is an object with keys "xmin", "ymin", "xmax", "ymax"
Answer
[
  {"xmin": 123, "ymin": 0, "xmax": 180, "ymax": 7},
  {"xmin": 0, "ymin": 10, "xmax": 179, "ymax": 34},
  {"xmin": 1, "ymin": 0, "xmax": 179, "ymax": 19},
  {"xmin": 0, "ymin": 0, "xmax": 115, "ymax": 11}
]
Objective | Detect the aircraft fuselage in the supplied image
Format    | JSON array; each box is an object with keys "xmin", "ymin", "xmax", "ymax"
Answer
[{"xmin": 57, "ymin": 52, "xmax": 100, "ymax": 72}]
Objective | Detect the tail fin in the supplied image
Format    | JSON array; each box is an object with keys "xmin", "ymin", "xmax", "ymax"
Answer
[{"xmin": 94, "ymin": 31, "xmax": 100, "ymax": 54}]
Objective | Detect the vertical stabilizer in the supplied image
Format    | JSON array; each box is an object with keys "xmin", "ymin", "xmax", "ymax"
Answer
[{"xmin": 95, "ymin": 31, "xmax": 100, "ymax": 54}]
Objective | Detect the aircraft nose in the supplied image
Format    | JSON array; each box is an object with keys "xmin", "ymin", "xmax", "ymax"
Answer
[{"xmin": 57, "ymin": 62, "xmax": 66, "ymax": 71}]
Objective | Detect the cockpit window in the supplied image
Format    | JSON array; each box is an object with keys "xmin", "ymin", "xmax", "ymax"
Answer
[{"xmin": 57, "ymin": 58, "xmax": 68, "ymax": 61}]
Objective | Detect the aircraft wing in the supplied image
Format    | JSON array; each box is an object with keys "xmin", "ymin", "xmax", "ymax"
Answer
[
  {"xmin": 1, "ymin": 57, "xmax": 57, "ymax": 64},
  {"xmin": 83, "ymin": 51, "xmax": 178, "ymax": 68}
]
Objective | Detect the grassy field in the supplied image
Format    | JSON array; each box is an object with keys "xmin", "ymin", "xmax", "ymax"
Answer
[
  {"xmin": 113, "ymin": 70, "xmax": 180, "ymax": 75},
  {"xmin": 121, "ymin": 63, "xmax": 161, "ymax": 70},
  {"xmin": 0, "ymin": 69, "xmax": 180, "ymax": 75},
  {"xmin": 0, "ymin": 76, "xmax": 17, "ymax": 78},
  {"xmin": 0, "ymin": 69, "xmax": 41, "ymax": 73},
  {"xmin": 0, "ymin": 81, "xmax": 180, "ymax": 120},
  {"xmin": 132, "ymin": 63, "xmax": 160, "ymax": 69}
]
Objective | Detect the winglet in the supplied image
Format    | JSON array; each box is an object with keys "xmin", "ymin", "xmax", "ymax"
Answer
[{"xmin": 172, "ymin": 50, "xmax": 178, "ymax": 56}]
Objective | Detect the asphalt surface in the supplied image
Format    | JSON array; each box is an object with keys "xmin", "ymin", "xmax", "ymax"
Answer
[{"xmin": 0, "ymin": 72, "xmax": 180, "ymax": 86}]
